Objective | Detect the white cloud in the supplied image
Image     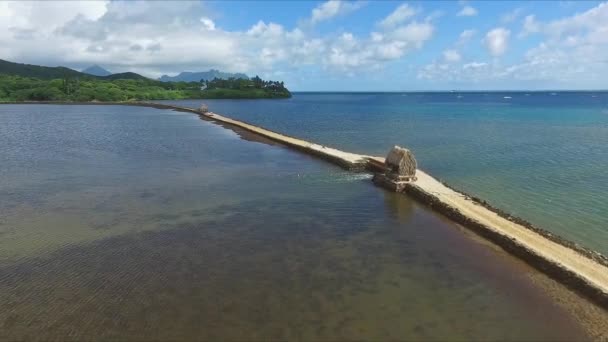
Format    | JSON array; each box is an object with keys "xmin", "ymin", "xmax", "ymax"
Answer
[
  {"xmin": 520, "ymin": 15, "xmax": 540, "ymax": 37},
  {"xmin": 323, "ymin": 21, "xmax": 434, "ymax": 71},
  {"xmin": 379, "ymin": 4, "xmax": 417, "ymax": 28},
  {"xmin": 0, "ymin": 0, "xmax": 436, "ymax": 79},
  {"xmin": 0, "ymin": 1, "xmax": 108, "ymax": 40},
  {"xmin": 463, "ymin": 62, "xmax": 488, "ymax": 69},
  {"xmin": 310, "ymin": 0, "xmax": 364, "ymax": 24},
  {"xmin": 200, "ymin": 17, "xmax": 216, "ymax": 31},
  {"xmin": 425, "ymin": 10, "xmax": 444, "ymax": 22},
  {"xmin": 544, "ymin": 2, "xmax": 608, "ymax": 38},
  {"xmin": 0, "ymin": 1, "xmax": 268, "ymax": 75},
  {"xmin": 456, "ymin": 29, "xmax": 476, "ymax": 46},
  {"xmin": 319, "ymin": 4, "xmax": 435, "ymax": 72},
  {"xmin": 484, "ymin": 28, "xmax": 510, "ymax": 56},
  {"xmin": 370, "ymin": 32, "xmax": 383, "ymax": 42},
  {"xmin": 418, "ymin": 60, "xmax": 503, "ymax": 85},
  {"xmin": 515, "ymin": 2, "xmax": 608, "ymax": 86},
  {"xmin": 419, "ymin": 3, "xmax": 608, "ymax": 89},
  {"xmin": 501, "ymin": 8, "xmax": 523, "ymax": 24},
  {"xmin": 457, "ymin": 5, "xmax": 478, "ymax": 17},
  {"xmin": 13, "ymin": 1, "xmax": 608, "ymax": 89},
  {"xmin": 514, "ymin": 2, "xmax": 608, "ymax": 46},
  {"xmin": 247, "ymin": 21, "xmax": 284, "ymax": 37},
  {"xmin": 443, "ymin": 49, "xmax": 461, "ymax": 63},
  {"xmin": 390, "ymin": 21, "xmax": 434, "ymax": 47}
]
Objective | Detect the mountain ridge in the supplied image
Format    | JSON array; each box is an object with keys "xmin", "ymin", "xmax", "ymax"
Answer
[
  {"xmin": 0, "ymin": 59, "xmax": 88, "ymax": 80},
  {"xmin": 159, "ymin": 69, "xmax": 249, "ymax": 82},
  {"xmin": 82, "ymin": 65, "xmax": 112, "ymax": 77},
  {"xmin": 0, "ymin": 59, "xmax": 148, "ymax": 81}
]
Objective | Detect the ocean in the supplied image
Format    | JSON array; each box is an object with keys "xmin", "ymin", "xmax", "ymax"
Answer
[
  {"xmin": 163, "ymin": 92, "xmax": 608, "ymax": 255},
  {"xmin": 0, "ymin": 103, "xmax": 597, "ymax": 339}
]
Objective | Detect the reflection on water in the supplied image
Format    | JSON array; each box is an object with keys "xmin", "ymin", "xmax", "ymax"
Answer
[
  {"xmin": 383, "ymin": 189, "xmax": 416, "ymax": 222},
  {"xmin": 0, "ymin": 104, "xmax": 596, "ymax": 340}
]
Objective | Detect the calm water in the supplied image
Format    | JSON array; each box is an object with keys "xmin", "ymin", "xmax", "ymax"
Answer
[
  {"xmin": 164, "ymin": 92, "xmax": 608, "ymax": 254},
  {"xmin": 0, "ymin": 104, "xmax": 594, "ymax": 340}
]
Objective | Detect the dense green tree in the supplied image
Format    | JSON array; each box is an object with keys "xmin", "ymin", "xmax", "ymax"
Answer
[
  {"xmin": 203, "ymin": 76, "xmax": 290, "ymax": 98},
  {"xmin": 0, "ymin": 73, "xmax": 290, "ymax": 101}
]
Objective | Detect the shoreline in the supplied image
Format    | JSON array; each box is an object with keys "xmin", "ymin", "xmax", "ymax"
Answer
[{"xmin": 2, "ymin": 100, "xmax": 607, "ymax": 309}]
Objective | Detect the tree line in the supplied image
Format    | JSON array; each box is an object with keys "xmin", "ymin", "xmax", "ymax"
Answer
[
  {"xmin": 0, "ymin": 74, "xmax": 290, "ymax": 101},
  {"xmin": 203, "ymin": 75, "xmax": 290, "ymax": 97}
]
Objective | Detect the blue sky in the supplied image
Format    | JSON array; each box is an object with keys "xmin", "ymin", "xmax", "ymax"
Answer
[{"xmin": 1, "ymin": 1, "xmax": 607, "ymax": 90}]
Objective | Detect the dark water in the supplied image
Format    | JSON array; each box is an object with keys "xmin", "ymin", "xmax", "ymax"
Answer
[
  {"xmin": 163, "ymin": 92, "xmax": 608, "ymax": 255},
  {"xmin": 0, "ymin": 104, "xmax": 593, "ymax": 340}
]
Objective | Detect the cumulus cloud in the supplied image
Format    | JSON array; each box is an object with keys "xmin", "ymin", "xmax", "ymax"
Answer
[
  {"xmin": 484, "ymin": 28, "xmax": 510, "ymax": 56},
  {"xmin": 515, "ymin": 2, "xmax": 608, "ymax": 86},
  {"xmin": 317, "ymin": 3, "xmax": 434, "ymax": 72},
  {"xmin": 442, "ymin": 49, "xmax": 461, "ymax": 63},
  {"xmin": 456, "ymin": 29, "xmax": 476, "ymax": 46},
  {"xmin": 501, "ymin": 8, "xmax": 523, "ymax": 24},
  {"xmin": 543, "ymin": 2, "xmax": 608, "ymax": 39},
  {"xmin": 517, "ymin": 3, "xmax": 608, "ymax": 43},
  {"xmin": 421, "ymin": 28, "xmax": 471, "ymax": 79},
  {"xmin": 0, "ymin": 0, "xmax": 107, "ymax": 30},
  {"xmin": 6, "ymin": 0, "xmax": 605, "ymax": 89},
  {"xmin": 457, "ymin": 5, "xmax": 478, "ymax": 17},
  {"xmin": 200, "ymin": 17, "xmax": 216, "ymax": 31},
  {"xmin": 0, "ymin": 0, "xmax": 436, "ymax": 79},
  {"xmin": 379, "ymin": 4, "xmax": 418, "ymax": 28},
  {"xmin": 310, "ymin": 0, "xmax": 364, "ymax": 24},
  {"xmin": 323, "ymin": 20, "xmax": 434, "ymax": 71},
  {"xmin": 389, "ymin": 21, "xmax": 434, "ymax": 46},
  {"xmin": 0, "ymin": 1, "xmax": 269, "ymax": 75},
  {"xmin": 418, "ymin": 60, "xmax": 527, "ymax": 87},
  {"xmin": 520, "ymin": 15, "xmax": 540, "ymax": 37},
  {"xmin": 419, "ymin": 2, "xmax": 608, "ymax": 89}
]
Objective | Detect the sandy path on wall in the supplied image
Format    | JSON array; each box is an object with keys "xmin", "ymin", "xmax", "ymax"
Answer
[
  {"xmin": 203, "ymin": 110, "xmax": 608, "ymax": 303},
  {"xmin": 413, "ymin": 169, "xmax": 608, "ymax": 297},
  {"xmin": 205, "ymin": 112, "xmax": 371, "ymax": 165}
]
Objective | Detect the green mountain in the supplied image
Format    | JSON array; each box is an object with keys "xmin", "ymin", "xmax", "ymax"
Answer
[
  {"xmin": 82, "ymin": 65, "xmax": 111, "ymax": 77},
  {"xmin": 0, "ymin": 59, "xmax": 87, "ymax": 79},
  {"xmin": 159, "ymin": 69, "xmax": 249, "ymax": 82},
  {"xmin": 0, "ymin": 59, "xmax": 290, "ymax": 101},
  {"xmin": 103, "ymin": 72, "xmax": 150, "ymax": 81},
  {"xmin": 0, "ymin": 59, "xmax": 148, "ymax": 81}
]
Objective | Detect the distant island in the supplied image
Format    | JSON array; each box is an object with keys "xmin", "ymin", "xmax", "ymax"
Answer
[
  {"xmin": 159, "ymin": 70, "xmax": 249, "ymax": 83},
  {"xmin": 0, "ymin": 59, "xmax": 290, "ymax": 101},
  {"xmin": 200, "ymin": 76, "xmax": 290, "ymax": 99}
]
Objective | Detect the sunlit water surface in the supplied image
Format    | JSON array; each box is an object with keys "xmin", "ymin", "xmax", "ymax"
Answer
[{"xmin": 0, "ymin": 104, "xmax": 594, "ymax": 340}]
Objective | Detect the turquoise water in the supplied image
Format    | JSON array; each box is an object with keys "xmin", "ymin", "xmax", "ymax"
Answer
[
  {"xmin": 0, "ymin": 104, "xmax": 592, "ymax": 340},
  {"xmin": 164, "ymin": 93, "xmax": 608, "ymax": 254}
]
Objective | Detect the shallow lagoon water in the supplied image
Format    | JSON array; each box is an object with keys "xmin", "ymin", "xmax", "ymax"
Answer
[
  {"xmin": 0, "ymin": 104, "xmax": 596, "ymax": 340},
  {"xmin": 164, "ymin": 92, "xmax": 608, "ymax": 255}
]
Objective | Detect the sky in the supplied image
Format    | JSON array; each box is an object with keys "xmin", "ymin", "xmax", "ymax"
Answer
[{"xmin": 1, "ymin": 0, "xmax": 607, "ymax": 90}]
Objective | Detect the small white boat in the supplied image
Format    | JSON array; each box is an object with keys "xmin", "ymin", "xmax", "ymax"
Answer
[{"xmin": 503, "ymin": 96, "xmax": 512, "ymax": 99}]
